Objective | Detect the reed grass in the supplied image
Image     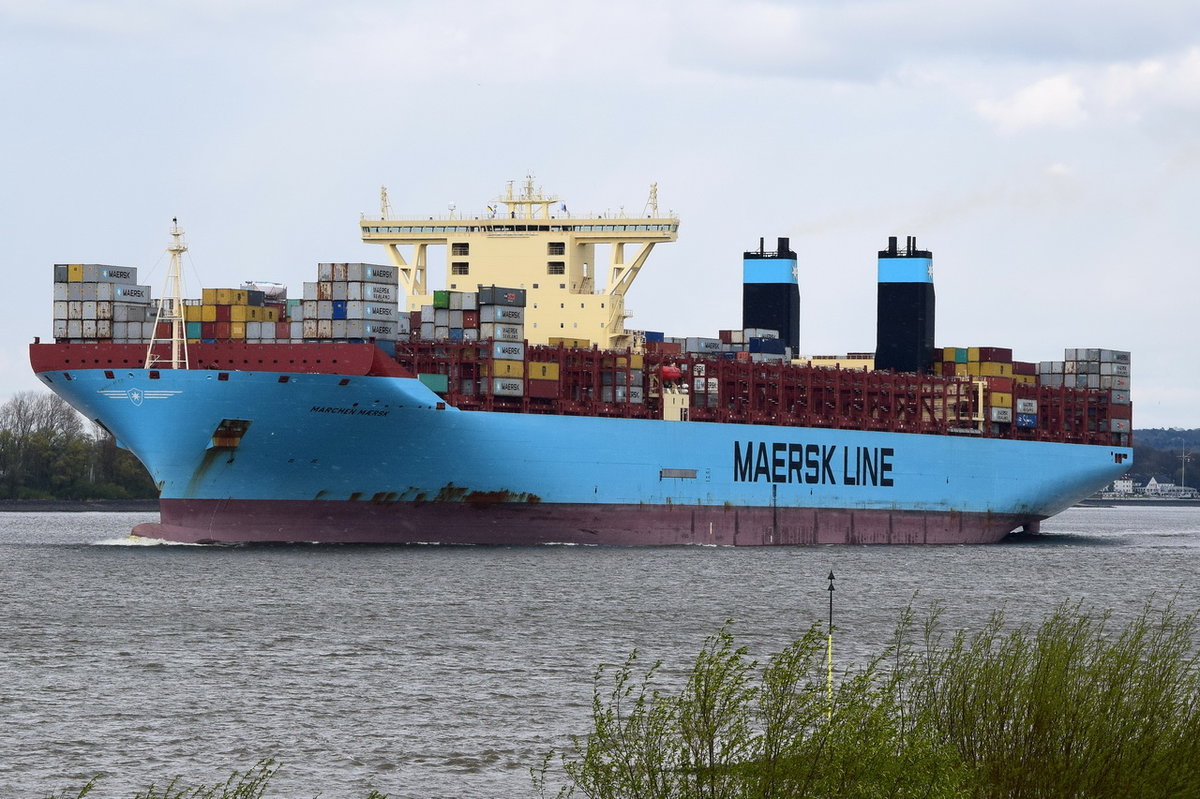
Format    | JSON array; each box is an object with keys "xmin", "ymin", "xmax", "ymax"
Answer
[{"xmin": 540, "ymin": 599, "xmax": 1200, "ymax": 799}]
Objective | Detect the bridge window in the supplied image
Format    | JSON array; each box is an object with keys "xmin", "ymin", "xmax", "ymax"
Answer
[
  {"xmin": 547, "ymin": 242, "xmax": 565, "ymax": 255},
  {"xmin": 451, "ymin": 262, "xmax": 470, "ymax": 275},
  {"xmin": 451, "ymin": 242, "xmax": 469, "ymax": 256},
  {"xmin": 547, "ymin": 261, "xmax": 565, "ymax": 275}
]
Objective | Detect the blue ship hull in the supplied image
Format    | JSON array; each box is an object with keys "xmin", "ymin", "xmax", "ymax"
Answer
[{"xmin": 34, "ymin": 362, "xmax": 1133, "ymax": 545}]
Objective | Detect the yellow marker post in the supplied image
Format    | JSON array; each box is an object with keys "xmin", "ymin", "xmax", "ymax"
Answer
[{"xmin": 827, "ymin": 570, "xmax": 835, "ymax": 721}]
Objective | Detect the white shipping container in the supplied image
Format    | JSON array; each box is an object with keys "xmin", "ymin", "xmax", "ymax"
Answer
[
  {"xmin": 317, "ymin": 281, "xmax": 333, "ymax": 301},
  {"xmin": 127, "ymin": 322, "xmax": 143, "ymax": 339},
  {"xmin": 450, "ymin": 309, "xmax": 464, "ymax": 327},
  {"xmin": 1099, "ymin": 375, "xmax": 1131, "ymax": 390},
  {"xmin": 629, "ymin": 386, "xmax": 645, "ymax": 404},
  {"xmin": 332, "ymin": 320, "xmax": 347, "ymax": 338},
  {"xmin": 301, "ymin": 300, "xmax": 318, "ymax": 319},
  {"xmin": 53, "ymin": 320, "xmax": 68, "ymax": 338},
  {"xmin": 246, "ymin": 322, "xmax": 262, "ymax": 339},
  {"xmin": 332, "ymin": 263, "xmax": 349, "ymax": 282},
  {"xmin": 317, "ymin": 319, "xmax": 332, "ymax": 338},
  {"xmin": 96, "ymin": 301, "xmax": 113, "ymax": 320},
  {"xmin": 95, "ymin": 282, "xmax": 115, "ymax": 301},
  {"xmin": 461, "ymin": 292, "xmax": 477, "ymax": 311},
  {"xmin": 82, "ymin": 264, "xmax": 137, "ymax": 283},
  {"xmin": 68, "ymin": 283, "xmax": 84, "ymax": 301},
  {"xmin": 449, "ymin": 291, "xmax": 464, "ymax": 311},
  {"xmin": 395, "ymin": 314, "xmax": 412, "ymax": 334},
  {"xmin": 82, "ymin": 320, "xmax": 97, "ymax": 338},
  {"xmin": 303, "ymin": 282, "xmax": 318, "ymax": 301},
  {"xmin": 317, "ymin": 300, "xmax": 333, "ymax": 318},
  {"xmin": 67, "ymin": 320, "xmax": 83, "ymax": 338},
  {"xmin": 492, "ymin": 341, "xmax": 525, "ymax": 361},
  {"xmin": 331, "ymin": 282, "xmax": 348, "ymax": 301},
  {"xmin": 480, "ymin": 305, "xmax": 525, "ymax": 324},
  {"xmin": 291, "ymin": 321, "xmax": 305, "ymax": 339},
  {"xmin": 68, "ymin": 301, "xmax": 83, "ymax": 319},
  {"xmin": 82, "ymin": 301, "xmax": 97, "ymax": 320},
  {"xmin": 53, "ymin": 283, "xmax": 68, "ymax": 301},
  {"xmin": 743, "ymin": 328, "xmax": 779, "ymax": 339},
  {"xmin": 347, "ymin": 263, "xmax": 397, "ymax": 284},
  {"xmin": 434, "ymin": 308, "xmax": 450, "ymax": 326},
  {"xmin": 318, "ymin": 263, "xmax": 333, "ymax": 281},
  {"xmin": 463, "ymin": 327, "xmax": 479, "ymax": 341},
  {"xmin": 302, "ymin": 319, "xmax": 318, "ymax": 338},
  {"xmin": 480, "ymin": 322, "xmax": 523, "ymax": 341},
  {"xmin": 990, "ymin": 407, "xmax": 1013, "ymax": 423},
  {"xmin": 53, "ymin": 301, "xmax": 69, "ymax": 319},
  {"xmin": 1015, "ymin": 398, "xmax": 1038, "ymax": 414},
  {"xmin": 96, "ymin": 320, "xmax": 112, "ymax": 338},
  {"xmin": 1110, "ymin": 419, "xmax": 1132, "ymax": 432},
  {"xmin": 1100, "ymin": 362, "xmax": 1131, "ymax": 377},
  {"xmin": 114, "ymin": 284, "xmax": 152, "ymax": 303},
  {"xmin": 492, "ymin": 377, "xmax": 525, "ymax": 397},
  {"xmin": 420, "ymin": 321, "xmax": 435, "ymax": 339},
  {"xmin": 434, "ymin": 325, "xmax": 450, "ymax": 339}
]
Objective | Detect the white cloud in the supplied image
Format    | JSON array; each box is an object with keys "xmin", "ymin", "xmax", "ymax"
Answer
[{"xmin": 976, "ymin": 74, "xmax": 1087, "ymax": 132}]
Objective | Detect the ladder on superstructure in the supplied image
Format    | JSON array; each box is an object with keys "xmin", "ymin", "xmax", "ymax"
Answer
[{"xmin": 144, "ymin": 218, "xmax": 190, "ymax": 370}]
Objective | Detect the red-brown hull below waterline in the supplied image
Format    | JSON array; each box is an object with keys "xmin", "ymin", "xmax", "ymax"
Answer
[{"xmin": 131, "ymin": 499, "xmax": 1038, "ymax": 545}]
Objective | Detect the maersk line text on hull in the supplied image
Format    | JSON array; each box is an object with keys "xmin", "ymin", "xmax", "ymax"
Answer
[{"xmin": 733, "ymin": 441, "xmax": 895, "ymax": 487}]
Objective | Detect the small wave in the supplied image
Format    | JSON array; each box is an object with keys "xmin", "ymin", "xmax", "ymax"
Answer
[{"xmin": 92, "ymin": 535, "xmax": 200, "ymax": 546}]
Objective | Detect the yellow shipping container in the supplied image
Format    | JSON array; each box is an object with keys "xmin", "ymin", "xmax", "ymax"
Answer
[
  {"xmin": 954, "ymin": 363, "xmax": 969, "ymax": 377},
  {"xmin": 932, "ymin": 362, "xmax": 944, "ymax": 376},
  {"xmin": 967, "ymin": 347, "xmax": 980, "ymax": 362},
  {"xmin": 630, "ymin": 353, "xmax": 644, "ymax": 370},
  {"xmin": 216, "ymin": 288, "xmax": 249, "ymax": 305},
  {"xmin": 201, "ymin": 304, "xmax": 217, "ymax": 322},
  {"xmin": 184, "ymin": 305, "xmax": 201, "ymax": 322},
  {"xmin": 67, "ymin": 264, "xmax": 84, "ymax": 282},
  {"xmin": 978, "ymin": 361, "xmax": 1012, "ymax": 377},
  {"xmin": 527, "ymin": 362, "xmax": 560, "ymax": 381},
  {"xmin": 201, "ymin": 288, "xmax": 219, "ymax": 305},
  {"xmin": 942, "ymin": 346, "xmax": 958, "ymax": 361},
  {"xmin": 230, "ymin": 321, "xmax": 246, "ymax": 339},
  {"xmin": 990, "ymin": 392, "xmax": 1013, "ymax": 408},
  {"xmin": 1014, "ymin": 374, "xmax": 1037, "ymax": 386},
  {"xmin": 231, "ymin": 306, "xmax": 264, "ymax": 322},
  {"xmin": 549, "ymin": 337, "xmax": 591, "ymax": 349},
  {"xmin": 487, "ymin": 360, "xmax": 524, "ymax": 378},
  {"xmin": 264, "ymin": 307, "xmax": 279, "ymax": 322}
]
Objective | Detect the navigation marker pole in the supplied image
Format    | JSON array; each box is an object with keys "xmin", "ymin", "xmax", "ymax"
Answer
[{"xmin": 827, "ymin": 570, "xmax": 835, "ymax": 722}]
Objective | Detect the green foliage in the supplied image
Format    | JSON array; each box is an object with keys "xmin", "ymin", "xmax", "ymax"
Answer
[
  {"xmin": 543, "ymin": 601, "xmax": 1200, "ymax": 799},
  {"xmin": 44, "ymin": 760, "xmax": 389, "ymax": 799}
]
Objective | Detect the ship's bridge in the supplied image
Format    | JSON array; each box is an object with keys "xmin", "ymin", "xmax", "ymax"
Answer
[{"xmin": 360, "ymin": 178, "xmax": 679, "ymax": 349}]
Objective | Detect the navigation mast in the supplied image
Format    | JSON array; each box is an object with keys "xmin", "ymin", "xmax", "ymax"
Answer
[{"xmin": 144, "ymin": 219, "xmax": 189, "ymax": 370}]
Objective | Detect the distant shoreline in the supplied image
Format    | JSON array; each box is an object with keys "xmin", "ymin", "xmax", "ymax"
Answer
[
  {"xmin": 0, "ymin": 499, "xmax": 160, "ymax": 513},
  {"xmin": 1077, "ymin": 498, "xmax": 1200, "ymax": 508}
]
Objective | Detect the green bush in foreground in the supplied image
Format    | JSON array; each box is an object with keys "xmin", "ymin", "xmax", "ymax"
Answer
[
  {"xmin": 45, "ymin": 760, "xmax": 388, "ymax": 799},
  {"xmin": 538, "ymin": 600, "xmax": 1200, "ymax": 799}
]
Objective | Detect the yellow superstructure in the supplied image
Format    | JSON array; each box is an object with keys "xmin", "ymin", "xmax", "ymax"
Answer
[{"xmin": 360, "ymin": 177, "xmax": 679, "ymax": 349}]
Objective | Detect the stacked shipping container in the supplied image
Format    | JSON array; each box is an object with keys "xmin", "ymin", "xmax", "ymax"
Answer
[
  {"xmin": 51, "ymin": 264, "xmax": 155, "ymax": 343},
  {"xmin": 301, "ymin": 263, "xmax": 401, "ymax": 342}
]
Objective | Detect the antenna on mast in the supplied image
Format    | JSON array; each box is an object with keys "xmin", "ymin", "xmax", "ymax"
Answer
[
  {"xmin": 144, "ymin": 218, "xmax": 190, "ymax": 370},
  {"xmin": 380, "ymin": 186, "xmax": 392, "ymax": 219},
  {"xmin": 645, "ymin": 183, "xmax": 659, "ymax": 217}
]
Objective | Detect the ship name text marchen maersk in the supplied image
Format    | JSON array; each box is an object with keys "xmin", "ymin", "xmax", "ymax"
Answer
[{"xmin": 733, "ymin": 441, "xmax": 894, "ymax": 487}]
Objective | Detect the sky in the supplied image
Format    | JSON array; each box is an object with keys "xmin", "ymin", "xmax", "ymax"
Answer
[{"xmin": 1, "ymin": 0, "xmax": 1197, "ymax": 429}]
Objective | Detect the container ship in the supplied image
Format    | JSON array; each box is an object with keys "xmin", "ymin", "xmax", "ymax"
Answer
[{"xmin": 29, "ymin": 179, "xmax": 1133, "ymax": 545}]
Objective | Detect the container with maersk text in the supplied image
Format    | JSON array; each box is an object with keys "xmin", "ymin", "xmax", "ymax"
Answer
[
  {"xmin": 492, "ymin": 341, "xmax": 525, "ymax": 361},
  {"xmin": 479, "ymin": 305, "xmax": 525, "ymax": 324},
  {"xmin": 480, "ymin": 323, "xmax": 523, "ymax": 342},
  {"xmin": 491, "ymin": 377, "xmax": 525, "ymax": 397}
]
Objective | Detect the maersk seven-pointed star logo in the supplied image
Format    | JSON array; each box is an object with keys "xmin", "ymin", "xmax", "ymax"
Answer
[{"xmin": 98, "ymin": 387, "xmax": 182, "ymax": 405}]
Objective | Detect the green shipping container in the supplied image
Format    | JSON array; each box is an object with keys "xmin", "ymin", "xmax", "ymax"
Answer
[
  {"xmin": 433, "ymin": 290, "xmax": 451, "ymax": 309},
  {"xmin": 418, "ymin": 373, "xmax": 449, "ymax": 393},
  {"xmin": 185, "ymin": 321, "xmax": 202, "ymax": 339}
]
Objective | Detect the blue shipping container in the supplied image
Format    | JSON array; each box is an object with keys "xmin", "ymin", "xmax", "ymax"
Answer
[
  {"xmin": 332, "ymin": 300, "xmax": 347, "ymax": 320},
  {"xmin": 1015, "ymin": 413, "xmax": 1038, "ymax": 428}
]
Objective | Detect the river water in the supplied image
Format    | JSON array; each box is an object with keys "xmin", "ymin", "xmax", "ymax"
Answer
[{"xmin": 1, "ymin": 506, "xmax": 1198, "ymax": 798}]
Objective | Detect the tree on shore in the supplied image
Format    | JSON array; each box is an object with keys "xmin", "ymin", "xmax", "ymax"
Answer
[{"xmin": 0, "ymin": 390, "xmax": 156, "ymax": 500}]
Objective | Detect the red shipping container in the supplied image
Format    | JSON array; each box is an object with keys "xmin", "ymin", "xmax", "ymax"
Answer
[
  {"xmin": 215, "ymin": 322, "xmax": 231, "ymax": 339},
  {"xmin": 984, "ymin": 376, "xmax": 1014, "ymax": 392},
  {"xmin": 462, "ymin": 310, "xmax": 478, "ymax": 329},
  {"xmin": 201, "ymin": 322, "xmax": 216, "ymax": 338},
  {"xmin": 647, "ymin": 341, "xmax": 683, "ymax": 355},
  {"xmin": 216, "ymin": 304, "xmax": 231, "ymax": 322},
  {"xmin": 976, "ymin": 346, "xmax": 1013, "ymax": 362},
  {"xmin": 526, "ymin": 378, "xmax": 561, "ymax": 399},
  {"xmin": 155, "ymin": 322, "xmax": 171, "ymax": 338},
  {"xmin": 276, "ymin": 321, "xmax": 290, "ymax": 338},
  {"xmin": 1013, "ymin": 360, "xmax": 1037, "ymax": 375}
]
